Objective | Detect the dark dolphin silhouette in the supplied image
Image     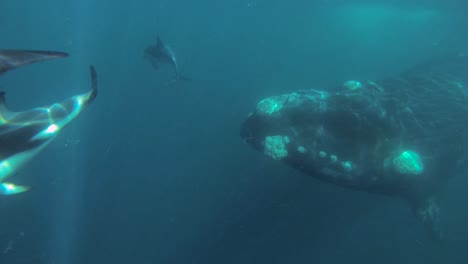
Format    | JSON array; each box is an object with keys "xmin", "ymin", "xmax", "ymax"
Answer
[{"xmin": 144, "ymin": 36, "xmax": 189, "ymax": 80}]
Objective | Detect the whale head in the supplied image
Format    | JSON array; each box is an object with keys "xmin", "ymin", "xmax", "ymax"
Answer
[
  {"xmin": 240, "ymin": 79, "xmax": 445, "ymax": 238},
  {"xmin": 240, "ymin": 82, "xmax": 413, "ymax": 186}
]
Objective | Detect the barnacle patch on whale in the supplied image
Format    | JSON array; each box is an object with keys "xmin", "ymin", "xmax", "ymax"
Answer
[
  {"xmin": 263, "ymin": 135, "xmax": 290, "ymax": 160},
  {"xmin": 392, "ymin": 150, "xmax": 424, "ymax": 175}
]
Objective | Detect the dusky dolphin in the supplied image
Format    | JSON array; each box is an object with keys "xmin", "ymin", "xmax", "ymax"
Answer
[
  {"xmin": 0, "ymin": 50, "xmax": 97, "ymax": 195},
  {"xmin": 240, "ymin": 56, "xmax": 468, "ymax": 239},
  {"xmin": 144, "ymin": 36, "xmax": 189, "ymax": 80},
  {"xmin": 0, "ymin": 50, "xmax": 68, "ymax": 75}
]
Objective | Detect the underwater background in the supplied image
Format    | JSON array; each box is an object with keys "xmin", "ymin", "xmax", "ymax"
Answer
[{"xmin": 1, "ymin": 0, "xmax": 468, "ymax": 263}]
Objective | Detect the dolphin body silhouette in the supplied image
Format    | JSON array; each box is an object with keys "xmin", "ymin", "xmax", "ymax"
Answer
[
  {"xmin": 144, "ymin": 36, "xmax": 188, "ymax": 80},
  {"xmin": 0, "ymin": 50, "xmax": 97, "ymax": 195},
  {"xmin": 0, "ymin": 50, "xmax": 68, "ymax": 75},
  {"xmin": 240, "ymin": 56, "xmax": 468, "ymax": 239}
]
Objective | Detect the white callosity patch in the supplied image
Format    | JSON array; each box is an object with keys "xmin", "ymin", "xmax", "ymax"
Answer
[
  {"xmin": 327, "ymin": 154, "xmax": 354, "ymax": 172},
  {"xmin": 297, "ymin": 146, "xmax": 307, "ymax": 154},
  {"xmin": 264, "ymin": 135, "xmax": 290, "ymax": 160},
  {"xmin": 392, "ymin": 150, "xmax": 424, "ymax": 175},
  {"xmin": 256, "ymin": 90, "xmax": 330, "ymax": 119},
  {"xmin": 257, "ymin": 96, "xmax": 285, "ymax": 115},
  {"xmin": 256, "ymin": 93, "xmax": 306, "ymax": 116},
  {"xmin": 343, "ymin": 80, "xmax": 363, "ymax": 91},
  {"xmin": 341, "ymin": 161, "xmax": 353, "ymax": 172},
  {"xmin": 318, "ymin": 150, "xmax": 355, "ymax": 174}
]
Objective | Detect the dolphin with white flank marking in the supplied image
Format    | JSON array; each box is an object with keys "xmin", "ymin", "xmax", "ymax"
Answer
[{"xmin": 0, "ymin": 50, "xmax": 97, "ymax": 195}]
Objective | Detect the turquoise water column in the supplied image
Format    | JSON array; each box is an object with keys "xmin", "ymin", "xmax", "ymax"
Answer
[{"xmin": 47, "ymin": 1, "xmax": 91, "ymax": 263}]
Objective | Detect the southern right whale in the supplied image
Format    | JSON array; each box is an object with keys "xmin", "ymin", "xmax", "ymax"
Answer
[
  {"xmin": 0, "ymin": 50, "xmax": 97, "ymax": 195},
  {"xmin": 240, "ymin": 55, "xmax": 468, "ymax": 239}
]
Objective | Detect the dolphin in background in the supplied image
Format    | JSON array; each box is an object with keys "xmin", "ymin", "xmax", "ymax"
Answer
[
  {"xmin": 144, "ymin": 36, "xmax": 189, "ymax": 80},
  {"xmin": 0, "ymin": 50, "xmax": 97, "ymax": 195}
]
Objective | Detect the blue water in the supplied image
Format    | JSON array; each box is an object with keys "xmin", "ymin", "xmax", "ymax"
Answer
[{"xmin": 1, "ymin": 0, "xmax": 468, "ymax": 263}]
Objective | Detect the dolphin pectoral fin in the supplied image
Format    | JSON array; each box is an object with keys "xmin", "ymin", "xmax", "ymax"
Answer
[
  {"xmin": 0, "ymin": 50, "xmax": 68, "ymax": 75},
  {"xmin": 0, "ymin": 182, "xmax": 30, "ymax": 195}
]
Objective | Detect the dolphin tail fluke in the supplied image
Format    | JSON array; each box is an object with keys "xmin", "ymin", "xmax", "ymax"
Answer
[
  {"xmin": 79, "ymin": 65, "xmax": 98, "ymax": 107},
  {"xmin": 75, "ymin": 65, "xmax": 98, "ymax": 108},
  {"xmin": 0, "ymin": 50, "xmax": 68, "ymax": 75},
  {"xmin": 0, "ymin": 182, "xmax": 30, "ymax": 195},
  {"xmin": 89, "ymin": 65, "xmax": 98, "ymax": 101}
]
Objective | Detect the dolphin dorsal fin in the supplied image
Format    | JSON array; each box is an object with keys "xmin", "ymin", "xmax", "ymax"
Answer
[{"xmin": 156, "ymin": 36, "xmax": 165, "ymax": 50}]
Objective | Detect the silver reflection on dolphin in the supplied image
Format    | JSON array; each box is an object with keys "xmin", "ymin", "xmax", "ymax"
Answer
[{"xmin": 0, "ymin": 50, "xmax": 97, "ymax": 195}]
